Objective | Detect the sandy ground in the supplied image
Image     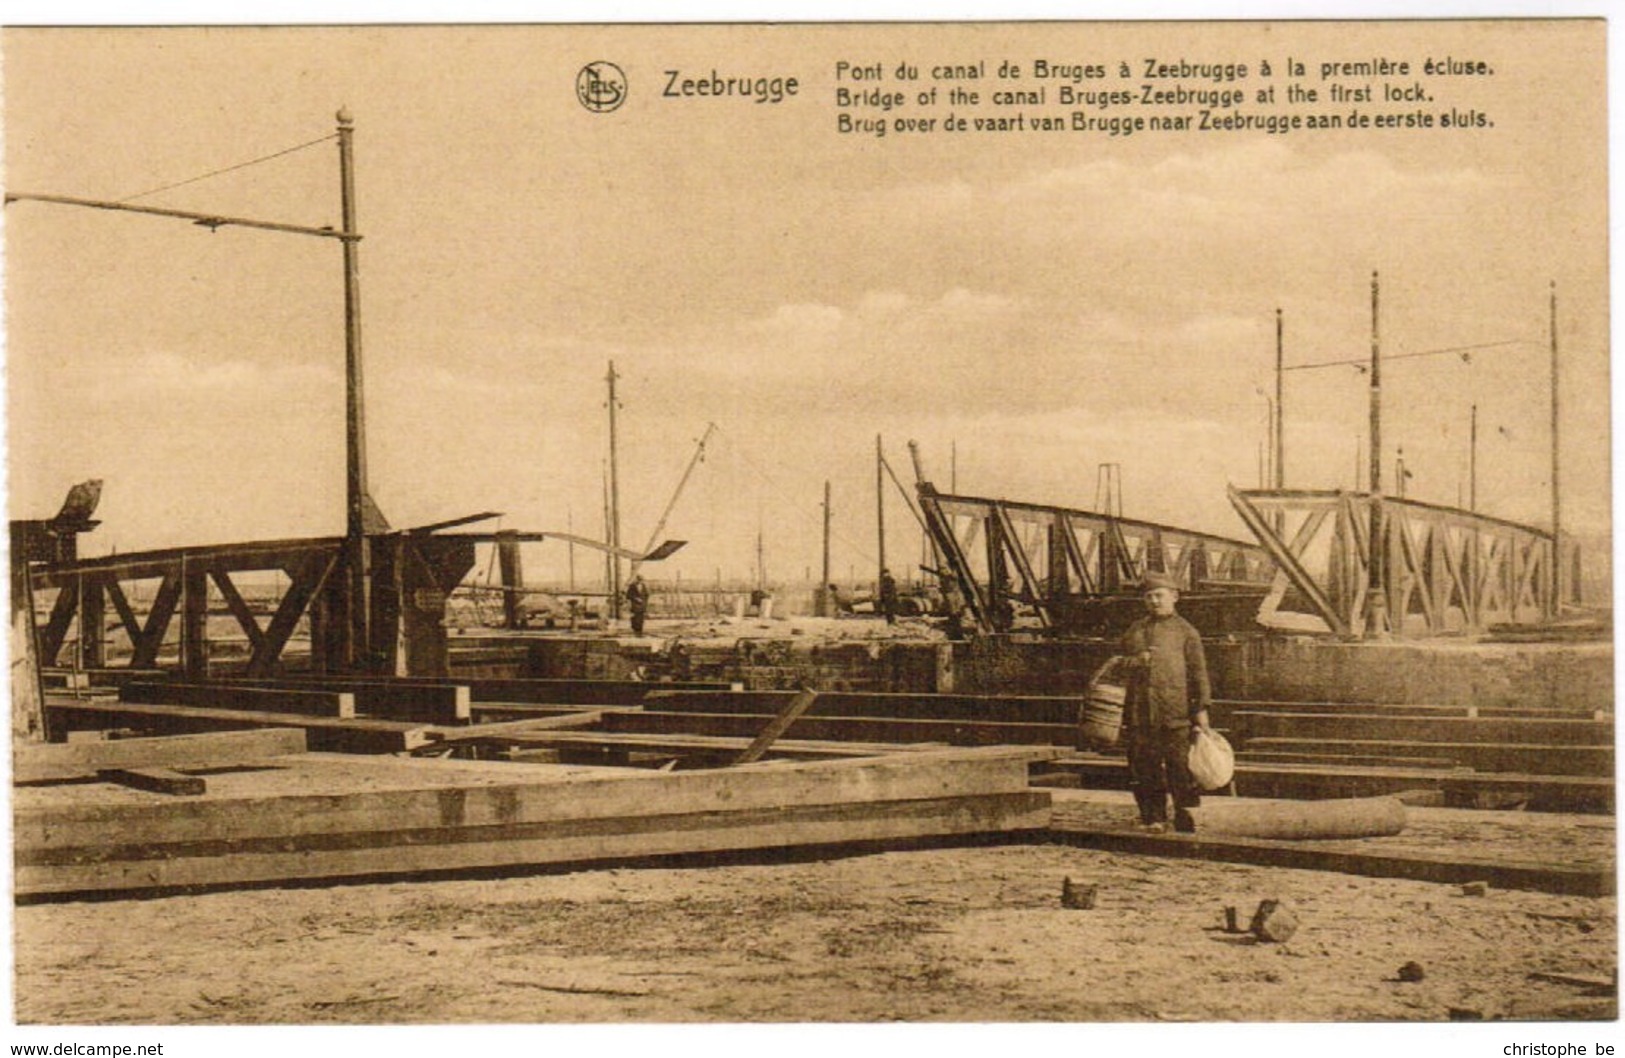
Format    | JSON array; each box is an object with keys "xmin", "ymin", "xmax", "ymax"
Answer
[{"xmin": 12, "ymin": 790, "xmax": 1615, "ymax": 1026}]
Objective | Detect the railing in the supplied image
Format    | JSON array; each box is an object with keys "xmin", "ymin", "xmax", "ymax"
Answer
[
  {"xmin": 918, "ymin": 486, "xmax": 1274, "ymax": 635},
  {"xmin": 1228, "ymin": 487, "xmax": 1576, "ymax": 638}
]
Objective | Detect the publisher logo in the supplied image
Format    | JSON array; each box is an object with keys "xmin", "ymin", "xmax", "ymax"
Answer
[{"xmin": 577, "ymin": 62, "xmax": 627, "ymax": 113}]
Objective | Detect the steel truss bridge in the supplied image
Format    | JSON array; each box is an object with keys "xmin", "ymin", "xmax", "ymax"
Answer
[
  {"xmin": 1228, "ymin": 487, "xmax": 1581, "ymax": 638},
  {"xmin": 917, "ymin": 485, "xmax": 1275, "ymax": 637}
]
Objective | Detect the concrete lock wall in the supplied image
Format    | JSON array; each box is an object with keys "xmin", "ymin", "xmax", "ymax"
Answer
[
  {"xmin": 1235, "ymin": 637, "xmax": 1615, "ymax": 712},
  {"xmin": 458, "ymin": 632, "xmax": 1611, "ymax": 711}
]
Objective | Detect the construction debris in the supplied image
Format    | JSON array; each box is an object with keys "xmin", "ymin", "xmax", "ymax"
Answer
[
  {"xmin": 1060, "ymin": 877, "xmax": 1097, "ymax": 909},
  {"xmin": 1184, "ymin": 795, "xmax": 1407, "ymax": 840},
  {"xmin": 1248, "ymin": 899, "xmax": 1299, "ymax": 943}
]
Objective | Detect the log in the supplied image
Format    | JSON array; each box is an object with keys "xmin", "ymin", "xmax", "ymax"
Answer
[{"xmin": 1184, "ymin": 796, "xmax": 1406, "ymax": 840}]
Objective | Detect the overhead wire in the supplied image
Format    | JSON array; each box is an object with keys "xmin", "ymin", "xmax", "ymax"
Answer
[
  {"xmin": 708, "ymin": 423, "xmax": 880, "ymax": 566},
  {"xmin": 117, "ymin": 133, "xmax": 338, "ymax": 203},
  {"xmin": 1282, "ymin": 337, "xmax": 1535, "ymax": 373}
]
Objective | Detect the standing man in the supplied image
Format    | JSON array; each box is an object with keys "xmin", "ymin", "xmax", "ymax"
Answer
[
  {"xmin": 878, "ymin": 568, "xmax": 899, "ymax": 625},
  {"xmin": 1119, "ymin": 570, "xmax": 1212, "ymax": 833},
  {"xmin": 625, "ymin": 573, "xmax": 650, "ymax": 636}
]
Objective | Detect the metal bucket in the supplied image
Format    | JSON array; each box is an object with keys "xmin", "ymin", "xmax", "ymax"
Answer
[{"xmin": 1079, "ymin": 658, "xmax": 1127, "ymax": 749}]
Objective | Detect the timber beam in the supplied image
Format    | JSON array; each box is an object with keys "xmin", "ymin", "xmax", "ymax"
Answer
[
  {"xmin": 13, "ymin": 727, "xmax": 308, "ymax": 784},
  {"xmin": 1046, "ymin": 818, "xmax": 1613, "ymax": 896},
  {"xmin": 44, "ymin": 697, "xmax": 431, "ymax": 753}
]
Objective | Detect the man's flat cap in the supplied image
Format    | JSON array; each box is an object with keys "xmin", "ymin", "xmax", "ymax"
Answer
[{"xmin": 1139, "ymin": 571, "xmax": 1180, "ymax": 592}]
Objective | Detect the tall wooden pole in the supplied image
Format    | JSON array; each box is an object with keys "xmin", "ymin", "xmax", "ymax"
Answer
[
  {"xmin": 821, "ymin": 479, "xmax": 832, "ymax": 591},
  {"xmin": 1365, "ymin": 271, "xmax": 1388, "ymax": 637},
  {"xmin": 337, "ymin": 108, "xmax": 372, "ymax": 669},
  {"xmin": 602, "ymin": 461, "xmax": 612, "ymax": 601},
  {"xmin": 875, "ymin": 434, "xmax": 887, "ymax": 585},
  {"xmin": 1469, "ymin": 403, "xmax": 1478, "ymax": 512},
  {"xmin": 1550, "ymin": 281, "xmax": 1561, "ymax": 609},
  {"xmin": 1274, "ymin": 307, "xmax": 1285, "ymax": 490},
  {"xmin": 606, "ymin": 361, "xmax": 622, "ymax": 620},
  {"xmin": 567, "ymin": 508, "xmax": 577, "ymax": 591}
]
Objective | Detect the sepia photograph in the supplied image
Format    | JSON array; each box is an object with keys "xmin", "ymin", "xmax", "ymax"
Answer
[{"xmin": 2, "ymin": 8, "xmax": 1617, "ymax": 1049}]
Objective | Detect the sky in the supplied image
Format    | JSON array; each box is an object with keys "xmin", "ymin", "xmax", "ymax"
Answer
[
  {"xmin": 0, "ymin": 9, "xmax": 1619, "ymax": 1058},
  {"xmin": 2, "ymin": 19, "xmax": 1611, "ymax": 590}
]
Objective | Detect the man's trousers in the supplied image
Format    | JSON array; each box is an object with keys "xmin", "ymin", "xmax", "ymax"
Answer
[{"xmin": 1126, "ymin": 723, "xmax": 1201, "ymax": 827}]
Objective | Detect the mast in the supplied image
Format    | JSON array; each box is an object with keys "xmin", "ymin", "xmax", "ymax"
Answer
[
  {"xmin": 1365, "ymin": 271, "xmax": 1388, "ymax": 637},
  {"xmin": 337, "ymin": 108, "xmax": 372, "ymax": 669},
  {"xmin": 1549, "ymin": 281, "xmax": 1561, "ymax": 610},
  {"xmin": 875, "ymin": 434, "xmax": 886, "ymax": 586},
  {"xmin": 821, "ymin": 480, "xmax": 832, "ymax": 612},
  {"xmin": 1274, "ymin": 303, "xmax": 1287, "ymax": 490},
  {"xmin": 606, "ymin": 361, "xmax": 622, "ymax": 620},
  {"xmin": 1469, "ymin": 404, "xmax": 1478, "ymax": 512}
]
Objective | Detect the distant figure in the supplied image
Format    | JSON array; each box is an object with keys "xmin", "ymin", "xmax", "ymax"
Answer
[
  {"xmin": 625, "ymin": 573, "xmax": 650, "ymax": 636},
  {"xmin": 826, "ymin": 583, "xmax": 851, "ymax": 616},
  {"xmin": 1118, "ymin": 570, "xmax": 1212, "ymax": 834},
  {"xmin": 940, "ymin": 580, "xmax": 968, "ymax": 641},
  {"xmin": 878, "ymin": 568, "xmax": 899, "ymax": 625}
]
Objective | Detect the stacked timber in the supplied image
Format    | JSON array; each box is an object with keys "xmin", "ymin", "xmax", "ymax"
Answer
[
  {"xmin": 634, "ymin": 689, "xmax": 1078, "ymax": 747},
  {"xmin": 14, "ymin": 745, "xmax": 1054, "ymax": 898},
  {"xmin": 1051, "ymin": 697, "xmax": 1614, "ymax": 813}
]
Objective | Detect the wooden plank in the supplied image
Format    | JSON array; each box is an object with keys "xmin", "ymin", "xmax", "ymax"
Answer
[
  {"xmin": 41, "ymin": 667, "xmax": 170, "ymax": 687},
  {"xmin": 1184, "ymin": 796, "xmax": 1407, "ymax": 839},
  {"xmin": 1242, "ymin": 737, "xmax": 1612, "ymax": 777},
  {"xmin": 1213, "ymin": 699, "xmax": 1605, "ymax": 720},
  {"xmin": 472, "ymin": 731, "xmax": 939, "ymax": 760},
  {"xmin": 469, "ymin": 703, "xmax": 644, "ymax": 720},
  {"xmin": 1229, "ymin": 712, "xmax": 1612, "ymax": 746},
  {"xmin": 419, "ymin": 711, "xmax": 607, "ymax": 746},
  {"xmin": 204, "ymin": 678, "xmax": 471, "ymax": 723},
  {"xmin": 1237, "ymin": 751, "xmax": 1463, "ymax": 770},
  {"xmin": 16, "ymin": 791, "xmax": 1052, "ymax": 897},
  {"xmin": 16, "ymin": 746, "xmax": 1050, "ymax": 850},
  {"xmin": 121, "ymin": 681, "xmax": 355, "ymax": 719},
  {"xmin": 43, "ymin": 698, "xmax": 429, "ymax": 754},
  {"xmin": 13, "ymin": 727, "xmax": 307, "ymax": 783},
  {"xmin": 1526, "ymin": 972, "xmax": 1616, "ymax": 992},
  {"xmin": 1045, "ymin": 820, "xmax": 1612, "ymax": 897},
  {"xmin": 1048, "ymin": 754, "xmax": 1614, "ymax": 813},
  {"xmin": 642, "ymin": 690, "xmax": 1083, "ymax": 725},
  {"xmin": 229, "ymin": 676, "xmax": 733, "ymax": 705},
  {"xmin": 96, "ymin": 767, "xmax": 207, "ymax": 797},
  {"xmin": 353, "ymin": 684, "xmax": 469, "ymax": 724},
  {"xmin": 734, "ymin": 687, "xmax": 819, "ymax": 765},
  {"xmin": 605, "ymin": 709, "xmax": 1074, "ymax": 747}
]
